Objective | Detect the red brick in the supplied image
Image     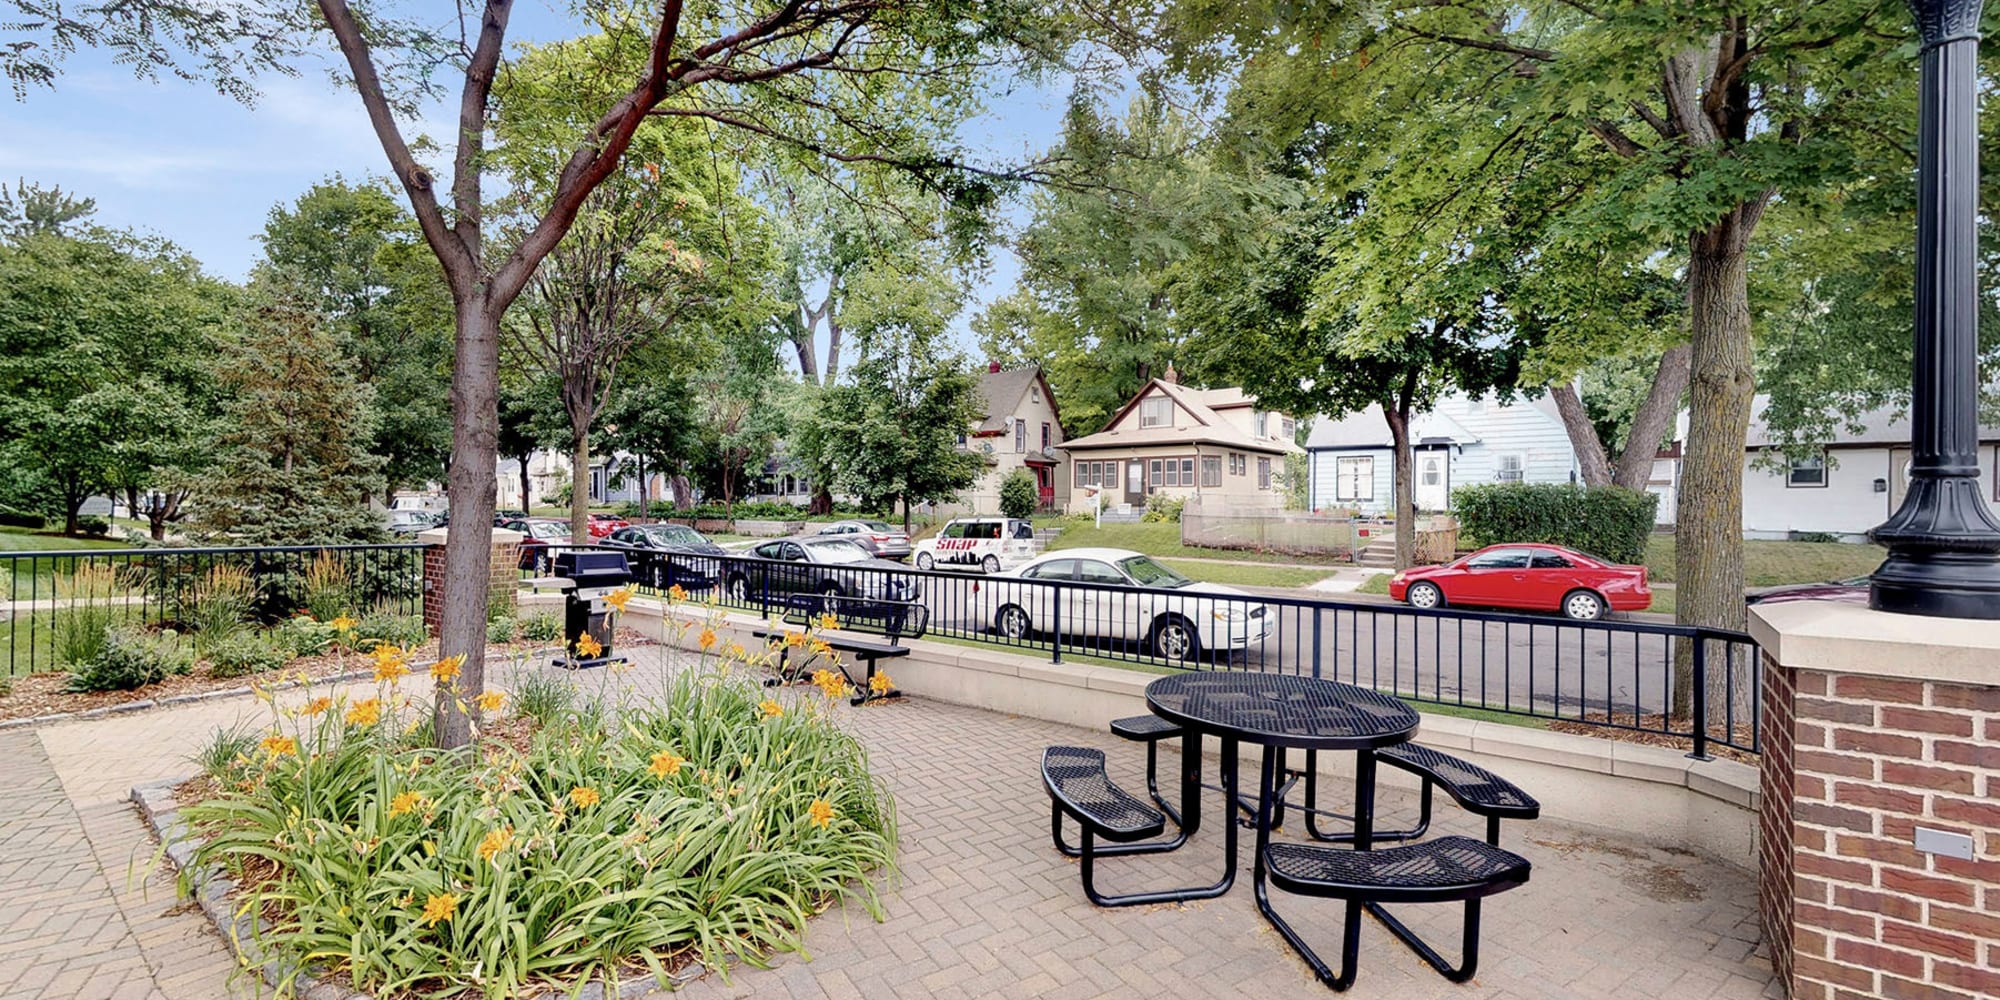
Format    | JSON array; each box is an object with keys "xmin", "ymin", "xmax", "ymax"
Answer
[
  {"xmin": 1835, "ymin": 833, "xmax": 1929, "ymax": 870},
  {"xmin": 1798, "ymin": 902, "xmax": 1878, "ymax": 939},
  {"xmin": 1929, "ymin": 903, "xmax": 2000, "ymax": 943},
  {"xmin": 1933, "ymin": 795, "xmax": 2000, "ymax": 830},
  {"xmin": 1794, "ymin": 823, "xmax": 1828, "ymax": 853},
  {"xmin": 1934, "ymin": 740, "xmax": 2000, "ymax": 769},
  {"xmin": 1833, "ymin": 782, "xmax": 1925, "ymax": 815},
  {"xmin": 1928, "ymin": 684, "xmax": 2000, "ymax": 712},
  {"xmin": 1797, "ymin": 801, "xmax": 1877, "ymax": 835},
  {"xmin": 1800, "ymin": 698, "xmax": 1876, "ymax": 725},
  {"xmin": 1798, "ymin": 749, "xmax": 1876, "ymax": 780},
  {"xmin": 1834, "ymin": 675, "xmax": 1927, "ymax": 704},
  {"xmin": 1881, "ymin": 918, "xmax": 1980, "ymax": 961},
  {"xmin": 1796, "ymin": 927, "xmax": 1829, "ymax": 960},
  {"xmin": 1879, "ymin": 865, "xmax": 1978, "ymax": 906},
  {"xmin": 1798, "ymin": 774, "xmax": 1828, "ymax": 801},
  {"xmin": 1798, "ymin": 851, "xmax": 1875, "ymax": 883},
  {"xmin": 1831, "ymin": 728, "xmax": 1923, "ymax": 758},
  {"xmin": 1879, "ymin": 706, "xmax": 1974, "ymax": 736},
  {"xmin": 1796, "ymin": 874, "xmax": 1831, "ymax": 905},
  {"xmin": 1795, "ymin": 720, "xmax": 1831, "ymax": 749},
  {"xmin": 1932, "ymin": 853, "xmax": 2000, "ymax": 883},
  {"xmin": 1880, "ymin": 976, "xmax": 1976, "ymax": 1000},
  {"xmin": 1797, "ymin": 671, "xmax": 1828, "ymax": 696},
  {"xmin": 1881, "ymin": 761, "xmax": 1976, "ymax": 796},
  {"xmin": 1833, "ymin": 938, "xmax": 1926, "ymax": 978},
  {"xmin": 1935, "ymin": 959, "xmax": 2000, "ymax": 996},
  {"xmin": 1796, "ymin": 953, "xmax": 1877, "ymax": 991},
  {"xmin": 1832, "ymin": 885, "xmax": 1922, "ymax": 923}
]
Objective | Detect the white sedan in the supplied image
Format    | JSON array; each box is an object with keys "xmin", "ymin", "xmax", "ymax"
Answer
[{"xmin": 971, "ymin": 547, "xmax": 1271, "ymax": 661}]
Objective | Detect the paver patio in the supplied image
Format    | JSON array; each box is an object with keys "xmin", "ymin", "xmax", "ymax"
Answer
[{"xmin": 2, "ymin": 647, "xmax": 1782, "ymax": 998}]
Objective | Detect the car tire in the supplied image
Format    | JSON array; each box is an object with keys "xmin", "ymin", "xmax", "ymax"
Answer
[
  {"xmin": 1150, "ymin": 615, "xmax": 1199, "ymax": 662},
  {"xmin": 726, "ymin": 576, "xmax": 749, "ymax": 603},
  {"xmin": 915, "ymin": 553, "xmax": 934, "ymax": 572},
  {"xmin": 996, "ymin": 604, "xmax": 1032, "ymax": 640},
  {"xmin": 981, "ymin": 554, "xmax": 1000, "ymax": 575},
  {"xmin": 1406, "ymin": 581, "xmax": 1444, "ymax": 610},
  {"xmin": 1562, "ymin": 589, "xmax": 1606, "ymax": 621}
]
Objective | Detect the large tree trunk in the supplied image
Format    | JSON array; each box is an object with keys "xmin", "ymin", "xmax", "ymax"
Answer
[
  {"xmin": 1673, "ymin": 222, "xmax": 1756, "ymax": 720},
  {"xmin": 825, "ymin": 312, "xmax": 844, "ymax": 383},
  {"xmin": 570, "ymin": 426, "xmax": 591, "ymax": 543},
  {"xmin": 519, "ymin": 455, "xmax": 532, "ymax": 513},
  {"xmin": 1550, "ymin": 383, "xmax": 1613, "ymax": 486},
  {"xmin": 809, "ymin": 483, "xmax": 833, "ymax": 515},
  {"xmin": 1614, "ymin": 343, "xmax": 1692, "ymax": 491},
  {"xmin": 1384, "ymin": 405, "xmax": 1416, "ymax": 570},
  {"xmin": 436, "ymin": 297, "xmax": 501, "ymax": 751},
  {"xmin": 671, "ymin": 473, "xmax": 692, "ymax": 510}
]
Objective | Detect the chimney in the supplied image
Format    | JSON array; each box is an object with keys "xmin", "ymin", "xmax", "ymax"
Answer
[
  {"xmin": 1162, "ymin": 361, "xmax": 1179, "ymax": 384},
  {"xmin": 988, "ymin": 360, "xmax": 1002, "ymax": 373}
]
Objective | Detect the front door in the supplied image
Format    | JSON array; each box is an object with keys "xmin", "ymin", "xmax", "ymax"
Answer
[
  {"xmin": 1126, "ymin": 460, "xmax": 1145, "ymax": 505},
  {"xmin": 1415, "ymin": 451, "xmax": 1449, "ymax": 511},
  {"xmin": 1889, "ymin": 447, "xmax": 1912, "ymax": 514}
]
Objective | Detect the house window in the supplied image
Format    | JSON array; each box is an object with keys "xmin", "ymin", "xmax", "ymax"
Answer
[
  {"xmin": 1150, "ymin": 458, "xmax": 1164, "ymax": 486},
  {"xmin": 1254, "ymin": 410, "xmax": 1269, "ymax": 437},
  {"xmin": 1041, "ymin": 422, "xmax": 1051, "ymax": 450},
  {"xmin": 1335, "ymin": 456, "xmax": 1374, "ymax": 501},
  {"xmin": 1257, "ymin": 458, "xmax": 1272, "ymax": 489},
  {"xmin": 1230, "ymin": 452, "xmax": 1245, "ymax": 476},
  {"xmin": 1787, "ymin": 450, "xmax": 1828, "ymax": 488},
  {"xmin": 1140, "ymin": 396, "xmax": 1172, "ymax": 428},
  {"xmin": 1280, "ymin": 416, "xmax": 1296, "ymax": 440},
  {"xmin": 1202, "ymin": 456, "xmax": 1222, "ymax": 487},
  {"xmin": 1031, "ymin": 384, "xmax": 1041, "ymax": 403},
  {"xmin": 1496, "ymin": 454, "xmax": 1525, "ymax": 482},
  {"xmin": 1180, "ymin": 458, "xmax": 1194, "ymax": 485}
]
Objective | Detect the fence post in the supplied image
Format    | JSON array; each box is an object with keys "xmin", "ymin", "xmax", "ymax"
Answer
[
  {"xmin": 1050, "ymin": 582, "xmax": 1063, "ymax": 664},
  {"xmin": 1687, "ymin": 634, "xmax": 1711, "ymax": 761},
  {"xmin": 1311, "ymin": 606, "xmax": 1322, "ymax": 679}
]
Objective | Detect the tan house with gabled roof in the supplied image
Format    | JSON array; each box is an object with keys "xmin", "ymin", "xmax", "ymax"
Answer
[
  {"xmin": 954, "ymin": 363, "xmax": 1066, "ymax": 513},
  {"xmin": 1061, "ymin": 364, "xmax": 1302, "ymax": 513}
]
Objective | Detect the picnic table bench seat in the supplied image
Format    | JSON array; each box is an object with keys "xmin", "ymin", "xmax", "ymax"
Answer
[
  {"xmin": 1041, "ymin": 746, "xmax": 1226, "ymax": 907},
  {"xmin": 1376, "ymin": 743, "xmax": 1540, "ymax": 846},
  {"xmin": 1110, "ymin": 714, "xmax": 1185, "ymax": 823}
]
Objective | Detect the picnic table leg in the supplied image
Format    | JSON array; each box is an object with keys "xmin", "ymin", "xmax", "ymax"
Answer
[{"xmin": 1255, "ymin": 744, "xmax": 1361, "ymax": 990}]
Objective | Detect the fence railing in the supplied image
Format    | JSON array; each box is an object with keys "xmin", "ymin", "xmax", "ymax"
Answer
[
  {"xmin": 558, "ymin": 544, "xmax": 1761, "ymax": 757},
  {"xmin": 1, "ymin": 544, "xmax": 425, "ymax": 677}
]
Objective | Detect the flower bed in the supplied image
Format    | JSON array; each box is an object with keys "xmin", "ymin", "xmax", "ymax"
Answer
[{"xmin": 171, "ymin": 633, "xmax": 896, "ymax": 998}]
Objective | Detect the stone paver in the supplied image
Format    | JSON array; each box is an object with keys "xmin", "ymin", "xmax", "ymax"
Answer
[{"xmin": 4, "ymin": 650, "xmax": 1782, "ymax": 999}]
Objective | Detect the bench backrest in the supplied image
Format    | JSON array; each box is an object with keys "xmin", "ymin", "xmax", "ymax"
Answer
[{"xmin": 780, "ymin": 595, "xmax": 929, "ymax": 644}]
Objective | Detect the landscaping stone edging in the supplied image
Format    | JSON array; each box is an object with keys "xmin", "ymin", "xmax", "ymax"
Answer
[{"xmin": 133, "ymin": 779, "xmax": 707, "ymax": 1000}]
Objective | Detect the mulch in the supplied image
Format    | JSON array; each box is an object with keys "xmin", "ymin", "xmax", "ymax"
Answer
[{"xmin": 1548, "ymin": 712, "xmax": 1759, "ymax": 765}]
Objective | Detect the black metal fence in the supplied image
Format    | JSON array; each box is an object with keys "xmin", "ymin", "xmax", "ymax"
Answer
[
  {"xmin": 1, "ymin": 544, "xmax": 425, "ymax": 677},
  {"xmin": 555, "ymin": 544, "xmax": 1763, "ymax": 757}
]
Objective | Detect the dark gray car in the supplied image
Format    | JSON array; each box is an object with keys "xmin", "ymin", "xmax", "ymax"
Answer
[
  {"xmin": 722, "ymin": 536, "xmax": 922, "ymax": 611},
  {"xmin": 811, "ymin": 519, "xmax": 913, "ymax": 561},
  {"xmin": 603, "ymin": 524, "xmax": 728, "ymax": 590}
]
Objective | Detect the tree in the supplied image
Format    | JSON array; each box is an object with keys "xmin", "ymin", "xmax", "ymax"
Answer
[
  {"xmin": 311, "ymin": 0, "xmax": 1049, "ymax": 748},
  {"xmin": 1, "ymin": 0, "xmax": 293, "ymax": 98},
  {"xmin": 692, "ymin": 327, "xmax": 784, "ymax": 519},
  {"xmin": 601, "ymin": 368, "xmax": 704, "ymax": 515},
  {"xmin": 999, "ymin": 470, "xmax": 1038, "ymax": 519},
  {"xmin": 0, "ymin": 178, "xmax": 94, "ymax": 238}
]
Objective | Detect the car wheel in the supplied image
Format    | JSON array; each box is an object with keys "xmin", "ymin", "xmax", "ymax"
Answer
[
  {"xmin": 1562, "ymin": 589, "xmax": 1606, "ymax": 621},
  {"xmin": 1151, "ymin": 615, "xmax": 1199, "ymax": 662},
  {"xmin": 726, "ymin": 576, "xmax": 749, "ymax": 602},
  {"xmin": 915, "ymin": 552, "xmax": 934, "ymax": 572},
  {"xmin": 981, "ymin": 554, "xmax": 1001, "ymax": 575},
  {"xmin": 996, "ymin": 604, "xmax": 1032, "ymax": 640},
  {"xmin": 1407, "ymin": 582, "xmax": 1444, "ymax": 610}
]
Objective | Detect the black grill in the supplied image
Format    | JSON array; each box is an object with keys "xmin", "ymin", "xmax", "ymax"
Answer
[{"xmin": 553, "ymin": 550, "xmax": 630, "ymax": 590}]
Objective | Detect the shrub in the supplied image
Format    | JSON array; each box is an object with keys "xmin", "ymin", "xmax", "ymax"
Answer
[
  {"xmin": 206, "ymin": 631, "xmax": 289, "ymax": 679},
  {"xmin": 0, "ymin": 505, "xmax": 45, "ymax": 529},
  {"xmin": 301, "ymin": 553, "xmax": 354, "ymax": 622},
  {"xmin": 1451, "ymin": 483, "xmax": 1658, "ymax": 565},
  {"xmin": 513, "ymin": 671, "xmax": 575, "ymax": 724},
  {"xmin": 189, "ymin": 724, "xmax": 260, "ymax": 781},
  {"xmin": 76, "ymin": 515, "xmax": 110, "ymax": 536},
  {"xmin": 190, "ymin": 565, "xmax": 256, "ymax": 651},
  {"xmin": 998, "ymin": 470, "xmax": 1039, "ymax": 519},
  {"xmin": 65, "ymin": 626, "xmax": 194, "ymax": 692},
  {"xmin": 177, "ymin": 666, "xmax": 896, "ymax": 998},
  {"xmin": 271, "ymin": 616, "xmax": 337, "ymax": 658},
  {"xmin": 486, "ymin": 616, "xmax": 518, "ymax": 646},
  {"xmin": 51, "ymin": 564, "xmax": 120, "ymax": 668},
  {"xmin": 354, "ymin": 611, "xmax": 427, "ymax": 649},
  {"xmin": 1142, "ymin": 493, "xmax": 1187, "ymax": 523},
  {"xmin": 520, "ymin": 613, "xmax": 563, "ymax": 644}
]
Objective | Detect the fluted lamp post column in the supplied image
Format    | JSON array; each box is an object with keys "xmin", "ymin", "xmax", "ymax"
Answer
[{"xmin": 1868, "ymin": 0, "xmax": 2000, "ymax": 618}]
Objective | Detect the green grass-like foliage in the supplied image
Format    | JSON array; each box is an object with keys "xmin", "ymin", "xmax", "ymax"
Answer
[
  {"xmin": 354, "ymin": 611, "xmax": 427, "ymax": 649},
  {"xmin": 206, "ymin": 631, "xmax": 289, "ymax": 679},
  {"xmin": 486, "ymin": 616, "xmax": 518, "ymax": 646},
  {"xmin": 179, "ymin": 666, "xmax": 897, "ymax": 998},
  {"xmin": 520, "ymin": 613, "xmax": 563, "ymax": 644},
  {"xmin": 66, "ymin": 625, "xmax": 194, "ymax": 691},
  {"xmin": 1451, "ymin": 483, "xmax": 1658, "ymax": 565}
]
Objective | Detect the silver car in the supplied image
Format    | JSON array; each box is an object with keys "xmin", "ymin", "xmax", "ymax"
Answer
[{"xmin": 813, "ymin": 519, "xmax": 913, "ymax": 561}]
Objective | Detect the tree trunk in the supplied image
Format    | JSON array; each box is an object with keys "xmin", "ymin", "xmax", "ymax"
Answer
[
  {"xmin": 636, "ymin": 452, "xmax": 647, "ymax": 521},
  {"xmin": 671, "ymin": 473, "xmax": 691, "ymax": 510},
  {"xmin": 1673, "ymin": 224, "xmax": 1756, "ymax": 721},
  {"xmin": 1384, "ymin": 406, "xmax": 1416, "ymax": 570},
  {"xmin": 1613, "ymin": 343, "xmax": 1692, "ymax": 491},
  {"xmin": 1551, "ymin": 383, "xmax": 1613, "ymax": 486},
  {"xmin": 436, "ymin": 297, "xmax": 502, "ymax": 751},
  {"xmin": 791, "ymin": 331, "xmax": 819, "ymax": 384},
  {"xmin": 519, "ymin": 455, "xmax": 532, "ymax": 513},
  {"xmin": 825, "ymin": 313, "xmax": 845, "ymax": 383},
  {"xmin": 902, "ymin": 495, "xmax": 912, "ymax": 534},
  {"xmin": 570, "ymin": 427, "xmax": 591, "ymax": 543},
  {"xmin": 809, "ymin": 483, "xmax": 833, "ymax": 515}
]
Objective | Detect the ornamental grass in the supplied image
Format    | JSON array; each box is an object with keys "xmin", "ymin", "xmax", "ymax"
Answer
[{"xmin": 176, "ymin": 641, "xmax": 896, "ymax": 999}]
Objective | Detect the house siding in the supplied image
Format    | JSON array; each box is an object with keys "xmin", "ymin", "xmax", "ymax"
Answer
[
  {"xmin": 1740, "ymin": 442, "xmax": 2000, "ymax": 540},
  {"xmin": 1068, "ymin": 445, "xmax": 1291, "ymax": 513},
  {"xmin": 956, "ymin": 381, "xmax": 1066, "ymax": 514}
]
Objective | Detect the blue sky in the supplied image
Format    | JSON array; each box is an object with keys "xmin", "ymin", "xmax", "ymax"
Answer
[{"xmin": 0, "ymin": 7, "xmax": 1071, "ymax": 352}]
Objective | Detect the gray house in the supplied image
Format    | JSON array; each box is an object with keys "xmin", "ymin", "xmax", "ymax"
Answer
[{"xmin": 1304, "ymin": 393, "xmax": 1596, "ymax": 515}]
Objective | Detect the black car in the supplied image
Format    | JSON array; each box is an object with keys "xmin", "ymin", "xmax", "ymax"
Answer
[
  {"xmin": 723, "ymin": 536, "xmax": 922, "ymax": 611},
  {"xmin": 604, "ymin": 524, "xmax": 727, "ymax": 590}
]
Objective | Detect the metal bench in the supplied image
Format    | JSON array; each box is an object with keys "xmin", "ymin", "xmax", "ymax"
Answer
[
  {"xmin": 1109, "ymin": 715, "xmax": 1184, "ymax": 823},
  {"xmin": 1041, "ymin": 746, "xmax": 1227, "ymax": 907},
  {"xmin": 1297, "ymin": 742, "xmax": 1540, "ymax": 846},
  {"xmin": 1260, "ymin": 835, "xmax": 1532, "ymax": 990}
]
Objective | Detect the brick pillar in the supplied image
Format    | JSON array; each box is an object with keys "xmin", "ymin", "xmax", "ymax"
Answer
[
  {"xmin": 1752, "ymin": 604, "xmax": 2000, "ymax": 1000},
  {"xmin": 419, "ymin": 528, "xmax": 522, "ymax": 638}
]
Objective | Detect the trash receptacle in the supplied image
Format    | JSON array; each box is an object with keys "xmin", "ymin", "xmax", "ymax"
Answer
[{"xmin": 552, "ymin": 549, "xmax": 631, "ymax": 667}]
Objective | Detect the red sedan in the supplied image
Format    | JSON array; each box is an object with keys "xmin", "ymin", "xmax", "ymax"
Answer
[
  {"xmin": 1387, "ymin": 543, "xmax": 1651, "ymax": 620},
  {"xmin": 585, "ymin": 513, "xmax": 629, "ymax": 539}
]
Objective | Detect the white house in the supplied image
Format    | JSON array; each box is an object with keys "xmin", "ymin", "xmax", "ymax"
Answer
[
  {"xmin": 953, "ymin": 364, "xmax": 1067, "ymax": 514},
  {"xmin": 1741, "ymin": 397, "xmax": 2000, "ymax": 541},
  {"xmin": 1059, "ymin": 365, "xmax": 1301, "ymax": 514},
  {"xmin": 1304, "ymin": 393, "xmax": 1594, "ymax": 515}
]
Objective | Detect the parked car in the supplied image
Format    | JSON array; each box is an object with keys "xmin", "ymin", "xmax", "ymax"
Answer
[
  {"xmin": 585, "ymin": 513, "xmax": 629, "ymax": 539},
  {"xmin": 911, "ymin": 517, "xmax": 1037, "ymax": 574},
  {"xmin": 813, "ymin": 519, "xmax": 912, "ymax": 561},
  {"xmin": 502, "ymin": 517, "xmax": 573, "ymax": 572},
  {"xmin": 385, "ymin": 509, "xmax": 437, "ymax": 535},
  {"xmin": 1745, "ymin": 575, "xmax": 1870, "ymax": 606},
  {"xmin": 971, "ymin": 547, "xmax": 1269, "ymax": 661},
  {"xmin": 603, "ymin": 524, "xmax": 727, "ymax": 590},
  {"xmin": 1388, "ymin": 543, "xmax": 1651, "ymax": 620},
  {"xmin": 722, "ymin": 536, "xmax": 922, "ymax": 611}
]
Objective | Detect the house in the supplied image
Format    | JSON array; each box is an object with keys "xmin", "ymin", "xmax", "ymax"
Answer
[
  {"xmin": 1304, "ymin": 393, "xmax": 1586, "ymax": 515},
  {"xmin": 1059, "ymin": 364, "xmax": 1301, "ymax": 513},
  {"xmin": 1742, "ymin": 396, "xmax": 2000, "ymax": 541},
  {"xmin": 953, "ymin": 363, "xmax": 1067, "ymax": 513}
]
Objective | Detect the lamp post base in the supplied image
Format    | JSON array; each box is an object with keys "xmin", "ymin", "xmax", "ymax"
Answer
[{"xmin": 1868, "ymin": 478, "xmax": 2000, "ymax": 619}]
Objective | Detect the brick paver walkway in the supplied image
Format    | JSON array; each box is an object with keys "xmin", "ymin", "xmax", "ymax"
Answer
[{"xmin": 2, "ymin": 652, "xmax": 1782, "ymax": 999}]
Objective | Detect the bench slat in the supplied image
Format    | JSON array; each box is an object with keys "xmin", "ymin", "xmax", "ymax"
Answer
[
  {"xmin": 1041, "ymin": 746, "xmax": 1165, "ymax": 842},
  {"xmin": 1265, "ymin": 836, "xmax": 1530, "ymax": 904},
  {"xmin": 1379, "ymin": 743, "xmax": 1539, "ymax": 820}
]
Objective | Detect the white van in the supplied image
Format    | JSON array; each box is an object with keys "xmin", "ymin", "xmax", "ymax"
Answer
[{"xmin": 912, "ymin": 517, "xmax": 1037, "ymax": 574}]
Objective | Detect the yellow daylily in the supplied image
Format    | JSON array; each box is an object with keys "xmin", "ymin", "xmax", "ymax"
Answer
[
  {"xmin": 648, "ymin": 750, "xmax": 685, "ymax": 778},
  {"xmin": 575, "ymin": 633, "xmax": 604, "ymax": 659},
  {"xmin": 758, "ymin": 699, "xmax": 784, "ymax": 719},
  {"xmin": 603, "ymin": 586, "xmax": 635, "ymax": 612},
  {"xmin": 569, "ymin": 786, "xmax": 601, "ymax": 809},
  {"xmin": 430, "ymin": 654, "xmax": 464, "ymax": 684},
  {"xmin": 389, "ymin": 791, "xmax": 423, "ymax": 817},
  {"xmin": 420, "ymin": 893, "xmax": 458, "ymax": 927},
  {"xmin": 345, "ymin": 698, "xmax": 382, "ymax": 726},
  {"xmin": 475, "ymin": 690, "xmax": 506, "ymax": 713},
  {"xmin": 478, "ymin": 826, "xmax": 514, "ymax": 862},
  {"xmin": 259, "ymin": 734, "xmax": 297, "ymax": 758},
  {"xmin": 807, "ymin": 799, "xmax": 836, "ymax": 829},
  {"xmin": 300, "ymin": 697, "xmax": 332, "ymax": 717}
]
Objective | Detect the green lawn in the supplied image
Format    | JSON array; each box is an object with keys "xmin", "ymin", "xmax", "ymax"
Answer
[
  {"xmin": 1643, "ymin": 535, "xmax": 1881, "ymax": 588},
  {"xmin": 1356, "ymin": 572, "xmax": 1392, "ymax": 595},
  {"xmin": 1161, "ymin": 559, "xmax": 1336, "ymax": 589},
  {"xmin": 1046, "ymin": 521, "xmax": 1349, "ymax": 566},
  {"xmin": 0, "ymin": 528, "xmax": 130, "ymax": 553}
]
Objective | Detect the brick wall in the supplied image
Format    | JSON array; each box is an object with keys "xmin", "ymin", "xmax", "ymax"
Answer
[
  {"xmin": 421, "ymin": 537, "xmax": 520, "ymax": 638},
  {"xmin": 1780, "ymin": 669, "xmax": 2000, "ymax": 1000},
  {"xmin": 1757, "ymin": 655, "xmax": 1796, "ymax": 990}
]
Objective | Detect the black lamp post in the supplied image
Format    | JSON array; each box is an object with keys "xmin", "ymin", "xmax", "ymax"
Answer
[{"xmin": 1868, "ymin": 0, "xmax": 2000, "ymax": 618}]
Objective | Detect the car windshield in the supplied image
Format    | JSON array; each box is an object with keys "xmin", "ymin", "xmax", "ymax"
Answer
[
  {"xmin": 1119, "ymin": 556, "xmax": 1192, "ymax": 589},
  {"xmin": 529, "ymin": 522, "xmax": 567, "ymax": 539},
  {"xmin": 863, "ymin": 521, "xmax": 895, "ymax": 533},
  {"xmin": 802, "ymin": 539, "xmax": 871, "ymax": 563},
  {"xmin": 647, "ymin": 525, "xmax": 702, "ymax": 545}
]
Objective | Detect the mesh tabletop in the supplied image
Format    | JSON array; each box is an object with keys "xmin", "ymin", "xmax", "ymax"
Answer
[{"xmin": 1144, "ymin": 672, "xmax": 1420, "ymax": 750}]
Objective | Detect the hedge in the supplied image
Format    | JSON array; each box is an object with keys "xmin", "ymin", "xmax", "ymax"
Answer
[
  {"xmin": 0, "ymin": 506, "xmax": 45, "ymax": 530},
  {"xmin": 1450, "ymin": 483, "xmax": 1658, "ymax": 565}
]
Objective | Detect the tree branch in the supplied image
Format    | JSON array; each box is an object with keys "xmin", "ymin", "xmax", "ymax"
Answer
[
  {"xmin": 450, "ymin": 0, "xmax": 514, "ymax": 256},
  {"xmin": 1585, "ymin": 118, "xmax": 1648, "ymax": 158}
]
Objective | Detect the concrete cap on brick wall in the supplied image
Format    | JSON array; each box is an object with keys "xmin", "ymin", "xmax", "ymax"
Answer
[
  {"xmin": 1749, "ymin": 602, "xmax": 2000, "ymax": 688},
  {"xmin": 416, "ymin": 526, "xmax": 525, "ymax": 546}
]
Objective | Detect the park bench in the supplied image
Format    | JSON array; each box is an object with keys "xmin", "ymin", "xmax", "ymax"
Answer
[{"xmin": 755, "ymin": 595, "xmax": 926, "ymax": 706}]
